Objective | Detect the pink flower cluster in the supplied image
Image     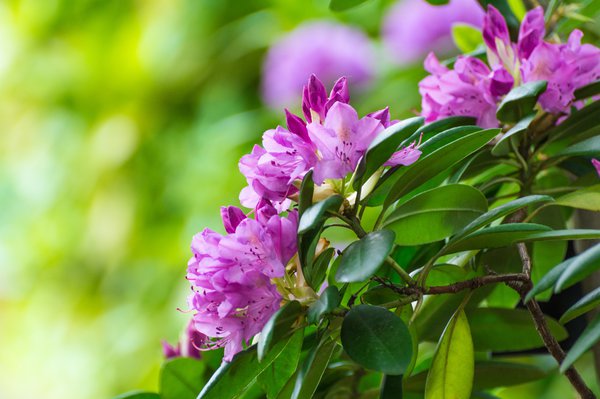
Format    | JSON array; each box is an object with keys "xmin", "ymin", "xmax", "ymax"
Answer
[{"xmin": 420, "ymin": 6, "xmax": 600, "ymax": 127}]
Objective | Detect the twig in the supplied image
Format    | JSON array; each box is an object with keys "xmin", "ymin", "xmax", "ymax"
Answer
[{"xmin": 386, "ymin": 256, "xmax": 415, "ymax": 286}]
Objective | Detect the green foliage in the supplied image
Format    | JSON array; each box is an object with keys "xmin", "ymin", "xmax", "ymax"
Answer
[
  {"xmin": 452, "ymin": 24, "xmax": 484, "ymax": 53},
  {"xmin": 160, "ymin": 358, "xmax": 205, "ymax": 399},
  {"xmin": 560, "ymin": 287, "xmax": 600, "ymax": 324},
  {"xmin": 341, "ymin": 305, "xmax": 413, "ymax": 375},
  {"xmin": 561, "ymin": 313, "xmax": 600, "ymax": 372},
  {"xmin": 257, "ymin": 301, "xmax": 302, "ymax": 361},
  {"xmin": 496, "ymin": 81, "xmax": 547, "ymax": 123},
  {"xmin": 335, "ymin": 230, "xmax": 395, "ymax": 282},
  {"xmin": 329, "ymin": 0, "xmax": 370, "ymax": 12}
]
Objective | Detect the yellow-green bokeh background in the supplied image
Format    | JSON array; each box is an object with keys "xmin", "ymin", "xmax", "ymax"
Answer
[{"xmin": 0, "ymin": 1, "xmax": 598, "ymax": 398}]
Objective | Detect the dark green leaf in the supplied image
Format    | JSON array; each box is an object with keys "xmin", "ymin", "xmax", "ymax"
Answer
[
  {"xmin": 561, "ymin": 312, "xmax": 600, "ymax": 372},
  {"xmin": 361, "ymin": 285, "xmax": 399, "ymax": 306},
  {"xmin": 341, "ymin": 305, "xmax": 412, "ymax": 375},
  {"xmin": 335, "ymin": 230, "xmax": 395, "ymax": 283},
  {"xmin": 383, "ymin": 129, "xmax": 500, "ymax": 208},
  {"xmin": 258, "ymin": 301, "xmax": 302, "ymax": 361},
  {"xmin": 553, "ymin": 135, "xmax": 600, "ymax": 158},
  {"xmin": 329, "ymin": 0, "xmax": 369, "ymax": 11},
  {"xmin": 544, "ymin": 100, "xmax": 600, "ymax": 146},
  {"xmin": 574, "ymin": 79, "xmax": 600, "ymax": 100},
  {"xmin": 425, "ymin": 0, "xmax": 450, "ymax": 4},
  {"xmin": 384, "ymin": 184, "xmax": 487, "ymax": 245},
  {"xmin": 491, "ymin": 114, "xmax": 536, "ymax": 156},
  {"xmin": 403, "ymin": 116, "xmax": 476, "ymax": 148},
  {"xmin": 304, "ymin": 247, "xmax": 334, "ymax": 291},
  {"xmin": 258, "ymin": 329, "xmax": 304, "ymax": 399},
  {"xmin": 525, "ymin": 258, "xmax": 573, "ymax": 302},
  {"xmin": 555, "ymin": 243, "xmax": 600, "ymax": 292},
  {"xmin": 443, "ymin": 223, "xmax": 552, "ymax": 254},
  {"xmin": 307, "ymin": 286, "xmax": 341, "ymax": 324},
  {"xmin": 113, "ymin": 392, "xmax": 161, "ymax": 399},
  {"xmin": 291, "ymin": 336, "xmax": 337, "ymax": 399},
  {"xmin": 450, "ymin": 195, "xmax": 553, "ymax": 243},
  {"xmin": 555, "ymin": 185, "xmax": 600, "ymax": 212},
  {"xmin": 160, "ymin": 358, "xmax": 205, "ymax": 399},
  {"xmin": 381, "ymin": 374, "xmax": 404, "ymax": 399},
  {"xmin": 298, "ymin": 195, "xmax": 343, "ymax": 234},
  {"xmin": 419, "ymin": 126, "xmax": 482, "ymax": 154},
  {"xmin": 424, "ymin": 309, "xmax": 473, "ymax": 399},
  {"xmin": 560, "ymin": 286, "xmax": 600, "ymax": 324},
  {"xmin": 198, "ymin": 331, "xmax": 301, "ymax": 399},
  {"xmin": 469, "ymin": 308, "xmax": 567, "ymax": 351},
  {"xmin": 298, "ymin": 170, "xmax": 314, "ymax": 216},
  {"xmin": 452, "ymin": 23, "xmax": 483, "ymax": 53},
  {"xmin": 353, "ymin": 117, "xmax": 424, "ymax": 190},
  {"xmin": 496, "ymin": 81, "xmax": 547, "ymax": 123}
]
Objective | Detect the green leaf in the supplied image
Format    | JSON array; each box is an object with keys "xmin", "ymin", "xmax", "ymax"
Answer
[
  {"xmin": 381, "ymin": 374, "xmax": 404, "ymax": 399},
  {"xmin": 113, "ymin": 392, "xmax": 161, "ymax": 399},
  {"xmin": 425, "ymin": 0, "xmax": 449, "ymax": 4},
  {"xmin": 424, "ymin": 309, "xmax": 473, "ymax": 399},
  {"xmin": 553, "ymin": 135, "xmax": 600, "ymax": 158},
  {"xmin": 403, "ymin": 116, "xmax": 476, "ymax": 148},
  {"xmin": 560, "ymin": 286, "xmax": 600, "ymax": 324},
  {"xmin": 291, "ymin": 336, "xmax": 337, "ymax": 399},
  {"xmin": 341, "ymin": 305, "xmax": 412, "ymax": 375},
  {"xmin": 561, "ymin": 312, "xmax": 600, "ymax": 372},
  {"xmin": 298, "ymin": 195, "xmax": 343, "ymax": 234},
  {"xmin": 354, "ymin": 116, "xmax": 424, "ymax": 190},
  {"xmin": 443, "ymin": 223, "xmax": 552, "ymax": 254},
  {"xmin": 525, "ymin": 258, "xmax": 573, "ymax": 302},
  {"xmin": 258, "ymin": 300, "xmax": 302, "ymax": 361},
  {"xmin": 307, "ymin": 286, "xmax": 341, "ymax": 324},
  {"xmin": 383, "ymin": 129, "xmax": 500, "ymax": 208},
  {"xmin": 555, "ymin": 185, "xmax": 600, "ymax": 211},
  {"xmin": 555, "ymin": 243, "xmax": 600, "ymax": 292},
  {"xmin": 544, "ymin": 100, "xmax": 600, "ymax": 146},
  {"xmin": 361, "ymin": 285, "xmax": 399, "ymax": 306},
  {"xmin": 384, "ymin": 184, "xmax": 487, "ymax": 245},
  {"xmin": 335, "ymin": 230, "xmax": 395, "ymax": 283},
  {"xmin": 160, "ymin": 358, "xmax": 205, "ymax": 399},
  {"xmin": 452, "ymin": 23, "xmax": 483, "ymax": 53},
  {"xmin": 491, "ymin": 113, "xmax": 536, "ymax": 156},
  {"xmin": 450, "ymin": 195, "xmax": 553, "ymax": 242},
  {"xmin": 329, "ymin": 0, "xmax": 369, "ymax": 11},
  {"xmin": 198, "ymin": 331, "xmax": 301, "ymax": 399},
  {"xmin": 298, "ymin": 170, "xmax": 314, "ymax": 216},
  {"xmin": 574, "ymin": 79, "xmax": 600, "ymax": 100},
  {"xmin": 304, "ymin": 247, "xmax": 334, "ymax": 291},
  {"xmin": 496, "ymin": 81, "xmax": 547, "ymax": 123},
  {"xmin": 258, "ymin": 329, "xmax": 304, "ymax": 399},
  {"xmin": 468, "ymin": 308, "xmax": 567, "ymax": 352}
]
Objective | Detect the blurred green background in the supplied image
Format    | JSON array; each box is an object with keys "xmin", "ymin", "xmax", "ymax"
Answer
[{"xmin": 0, "ymin": 1, "xmax": 598, "ymax": 398}]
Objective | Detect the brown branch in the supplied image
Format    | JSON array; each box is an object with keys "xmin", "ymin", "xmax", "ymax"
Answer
[{"xmin": 515, "ymin": 244, "xmax": 596, "ymax": 399}]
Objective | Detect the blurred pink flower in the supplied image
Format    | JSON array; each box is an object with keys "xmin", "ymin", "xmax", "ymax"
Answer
[
  {"xmin": 382, "ymin": 0, "xmax": 484, "ymax": 65},
  {"xmin": 261, "ymin": 22, "xmax": 375, "ymax": 108}
]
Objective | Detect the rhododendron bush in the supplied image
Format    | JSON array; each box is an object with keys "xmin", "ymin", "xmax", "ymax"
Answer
[{"xmin": 116, "ymin": 1, "xmax": 600, "ymax": 399}]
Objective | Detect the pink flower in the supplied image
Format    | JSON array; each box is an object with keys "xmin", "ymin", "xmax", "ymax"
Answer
[
  {"xmin": 162, "ymin": 320, "xmax": 206, "ymax": 360},
  {"xmin": 593, "ymin": 159, "xmax": 600, "ymax": 177}
]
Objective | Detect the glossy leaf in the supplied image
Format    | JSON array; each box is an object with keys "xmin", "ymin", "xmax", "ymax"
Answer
[
  {"xmin": 341, "ymin": 305, "xmax": 412, "ymax": 375},
  {"xmin": 198, "ymin": 331, "xmax": 301, "ymax": 399},
  {"xmin": 307, "ymin": 286, "xmax": 341, "ymax": 324},
  {"xmin": 258, "ymin": 329, "xmax": 304, "ymax": 399},
  {"xmin": 496, "ymin": 80, "xmax": 547, "ymax": 123},
  {"xmin": 574, "ymin": 79, "xmax": 600, "ymax": 100},
  {"xmin": 419, "ymin": 126, "xmax": 482, "ymax": 154},
  {"xmin": 555, "ymin": 184, "xmax": 600, "ymax": 212},
  {"xmin": 553, "ymin": 135, "xmax": 600, "ymax": 158},
  {"xmin": 258, "ymin": 300, "xmax": 302, "ymax": 361},
  {"xmin": 335, "ymin": 230, "xmax": 395, "ymax": 283},
  {"xmin": 525, "ymin": 258, "xmax": 573, "ymax": 302},
  {"xmin": 361, "ymin": 285, "xmax": 399, "ymax": 306},
  {"xmin": 491, "ymin": 113, "xmax": 536, "ymax": 156},
  {"xmin": 450, "ymin": 195, "xmax": 553, "ymax": 242},
  {"xmin": 443, "ymin": 223, "xmax": 552, "ymax": 254},
  {"xmin": 544, "ymin": 100, "xmax": 600, "ymax": 145},
  {"xmin": 298, "ymin": 170, "xmax": 314, "ymax": 216},
  {"xmin": 468, "ymin": 308, "xmax": 567, "ymax": 351},
  {"xmin": 384, "ymin": 184, "xmax": 487, "ymax": 245},
  {"xmin": 329, "ymin": 0, "xmax": 369, "ymax": 11},
  {"xmin": 383, "ymin": 129, "xmax": 500, "ymax": 208},
  {"xmin": 298, "ymin": 195, "xmax": 343, "ymax": 234},
  {"xmin": 561, "ymin": 313, "xmax": 600, "ymax": 372},
  {"xmin": 560, "ymin": 286, "xmax": 600, "ymax": 324},
  {"xmin": 304, "ymin": 247, "xmax": 334, "ymax": 291},
  {"xmin": 403, "ymin": 116, "xmax": 476, "ymax": 147},
  {"xmin": 424, "ymin": 309, "xmax": 474, "ymax": 399},
  {"xmin": 452, "ymin": 23, "xmax": 483, "ymax": 53},
  {"xmin": 353, "ymin": 116, "xmax": 424, "ymax": 190},
  {"xmin": 555, "ymin": 243, "xmax": 600, "ymax": 292},
  {"xmin": 160, "ymin": 358, "xmax": 205, "ymax": 399},
  {"xmin": 291, "ymin": 336, "xmax": 337, "ymax": 399}
]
